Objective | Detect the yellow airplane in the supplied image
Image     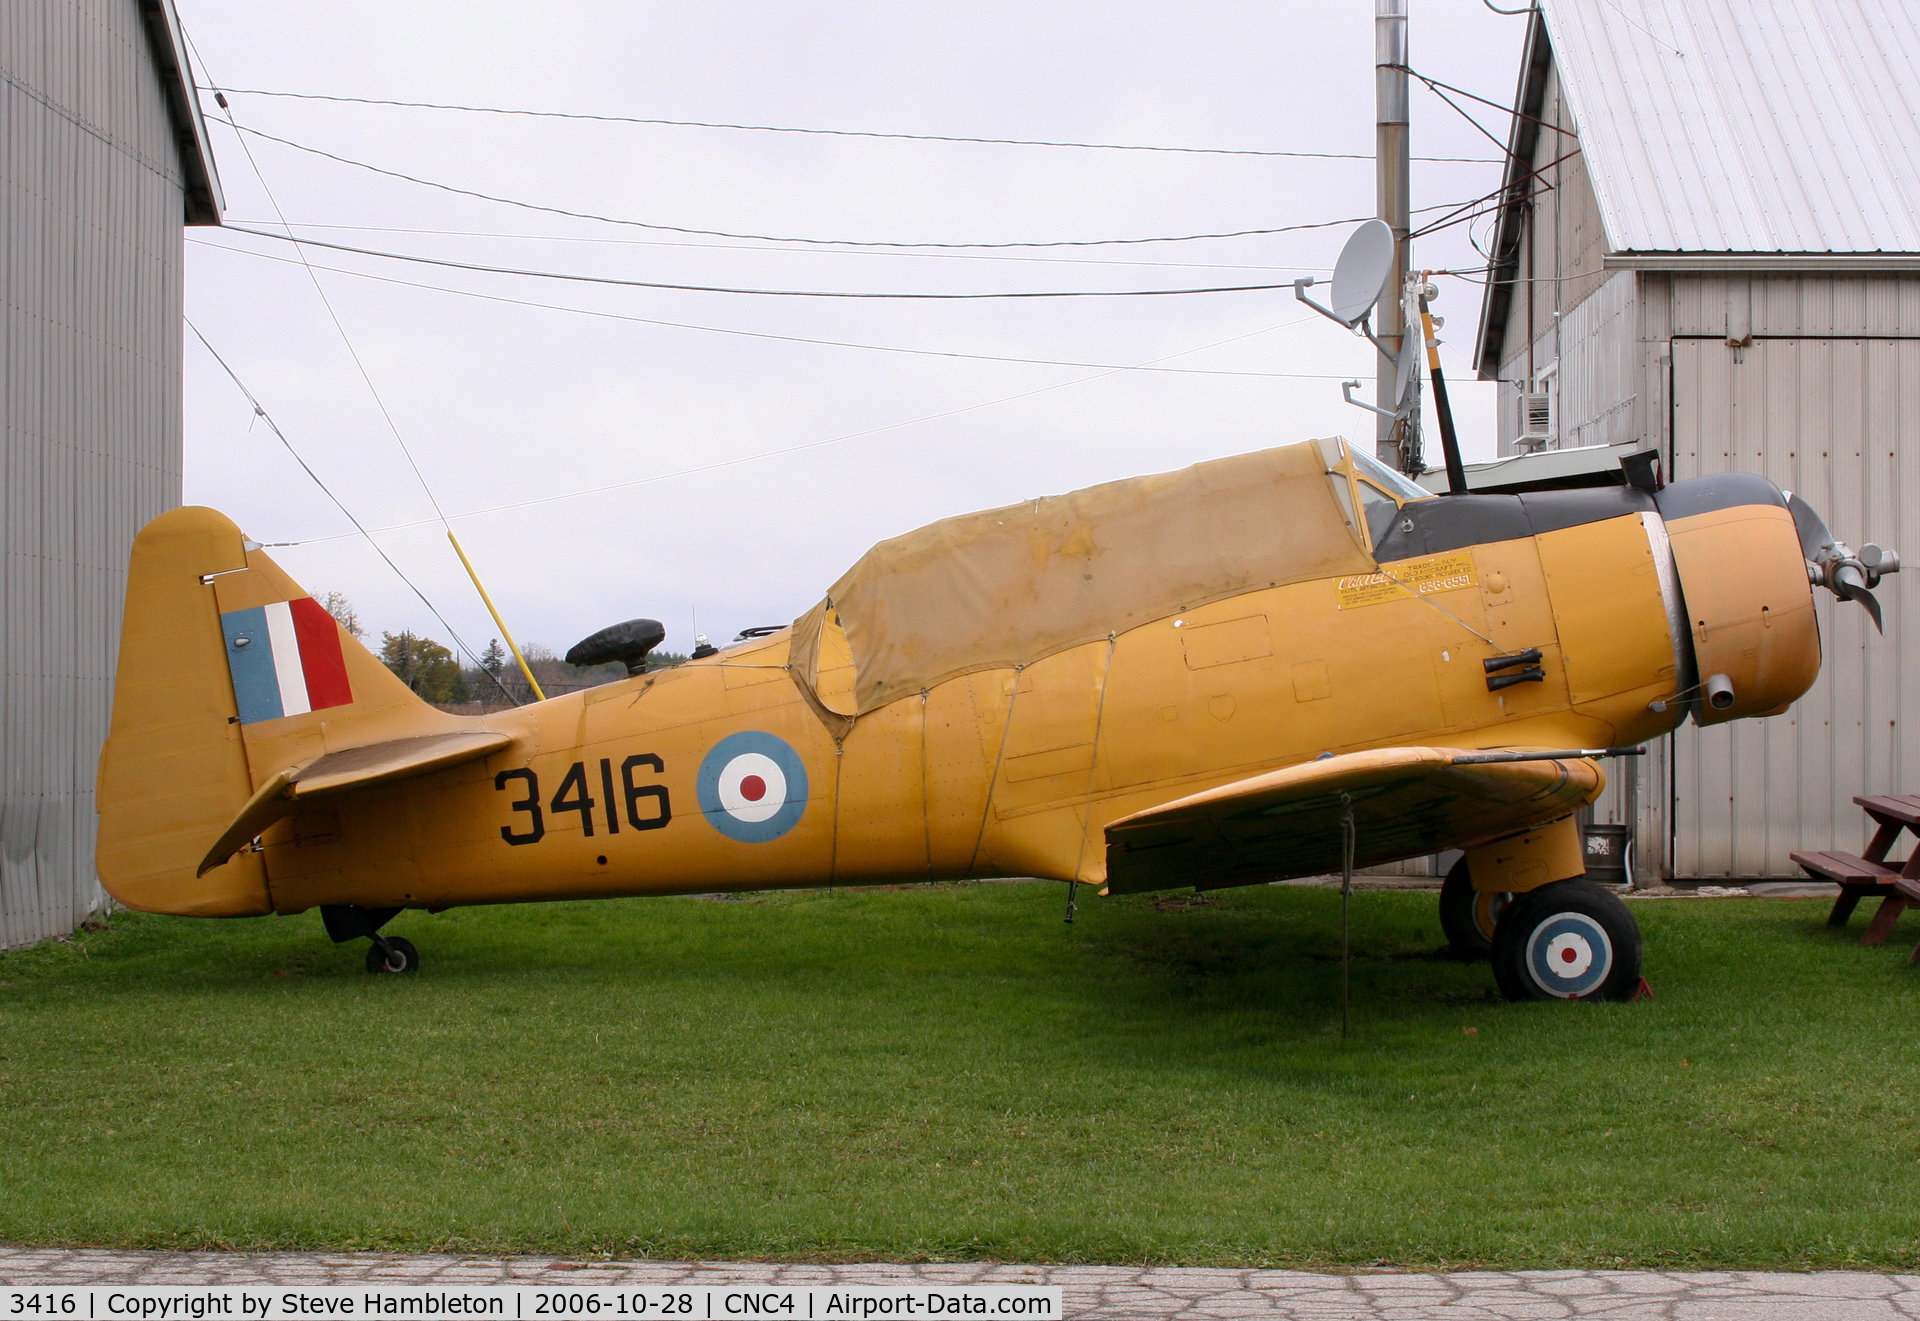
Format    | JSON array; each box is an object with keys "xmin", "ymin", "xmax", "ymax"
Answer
[{"xmin": 95, "ymin": 437, "xmax": 1893, "ymax": 1000}]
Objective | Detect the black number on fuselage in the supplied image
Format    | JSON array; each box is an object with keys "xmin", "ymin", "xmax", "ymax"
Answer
[
  {"xmin": 550, "ymin": 761, "xmax": 596, "ymax": 837},
  {"xmin": 495, "ymin": 768, "xmax": 545, "ymax": 845},
  {"xmin": 598, "ymin": 758, "xmax": 620, "ymax": 834},
  {"xmin": 622, "ymin": 753, "xmax": 671, "ymax": 831}
]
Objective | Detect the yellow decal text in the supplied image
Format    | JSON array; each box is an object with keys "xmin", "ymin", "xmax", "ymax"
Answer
[{"xmin": 1336, "ymin": 550, "xmax": 1479, "ymax": 609}]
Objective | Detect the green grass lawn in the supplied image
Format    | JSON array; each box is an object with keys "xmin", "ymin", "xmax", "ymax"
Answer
[{"xmin": 2, "ymin": 881, "xmax": 1917, "ymax": 1269}]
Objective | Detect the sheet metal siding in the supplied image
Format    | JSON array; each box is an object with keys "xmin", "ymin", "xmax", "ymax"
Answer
[
  {"xmin": 1670, "ymin": 336, "xmax": 1920, "ymax": 877},
  {"xmin": 1499, "ymin": 270, "xmax": 1640, "ymax": 457},
  {"xmin": 2, "ymin": 0, "xmax": 186, "ymax": 948},
  {"xmin": 1540, "ymin": 0, "xmax": 1920, "ymax": 255}
]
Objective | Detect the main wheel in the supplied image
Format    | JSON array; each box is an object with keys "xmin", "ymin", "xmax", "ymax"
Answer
[
  {"xmin": 365, "ymin": 936, "xmax": 420, "ymax": 975},
  {"xmin": 1439, "ymin": 857, "xmax": 1512, "ymax": 961},
  {"xmin": 1491, "ymin": 879, "xmax": 1640, "ymax": 1002}
]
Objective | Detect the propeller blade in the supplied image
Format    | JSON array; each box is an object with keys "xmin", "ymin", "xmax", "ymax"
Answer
[
  {"xmin": 1834, "ymin": 564, "xmax": 1885, "ymax": 633},
  {"xmin": 1787, "ymin": 492, "xmax": 1885, "ymax": 630},
  {"xmin": 1786, "ymin": 492, "xmax": 1835, "ymax": 561}
]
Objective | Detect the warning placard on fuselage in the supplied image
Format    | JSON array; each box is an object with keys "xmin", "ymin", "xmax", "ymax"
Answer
[{"xmin": 1336, "ymin": 550, "xmax": 1478, "ymax": 609}]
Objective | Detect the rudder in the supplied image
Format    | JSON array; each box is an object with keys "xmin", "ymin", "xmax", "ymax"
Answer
[{"xmin": 97, "ymin": 507, "xmax": 448, "ymax": 915}]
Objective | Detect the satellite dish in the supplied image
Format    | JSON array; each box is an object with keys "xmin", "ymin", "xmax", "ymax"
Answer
[{"xmin": 1330, "ymin": 219, "xmax": 1395, "ymax": 327}]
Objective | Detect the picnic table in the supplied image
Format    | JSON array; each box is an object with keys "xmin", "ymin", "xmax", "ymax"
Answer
[{"xmin": 1791, "ymin": 795, "xmax": 1920, "ymax": 948}]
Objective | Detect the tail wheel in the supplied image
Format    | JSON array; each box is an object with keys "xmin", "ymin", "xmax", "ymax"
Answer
[
  {"xmin": 1491, "ymin": 879, "xmax": 1641, "ymax": 1002},
  {"xmin": 1439, "ymin": 857, "xmax": 1511, "ymax": 961},
  {"xmin": 365, "ymin": 935, "xmax": 420, "ymax": 975}
]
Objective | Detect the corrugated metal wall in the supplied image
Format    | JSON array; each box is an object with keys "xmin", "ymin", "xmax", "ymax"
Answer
[
  {"xmin": 1670, "ymin": 335, "xmax": 1920, "ymax": 876},
  {"xmin": 2, "ymin": 0, "xmax": 186, "ymax": 947}
]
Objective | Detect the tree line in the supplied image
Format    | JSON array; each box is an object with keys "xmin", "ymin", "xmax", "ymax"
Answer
[{"xmin": 317, "ymin": 592, "xmax": 687, "ymax": 711}]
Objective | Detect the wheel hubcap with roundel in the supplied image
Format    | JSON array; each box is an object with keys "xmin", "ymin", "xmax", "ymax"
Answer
[{"xmin": 1523, "ymin": 911, "xmax": 1614, "ymax": 998}]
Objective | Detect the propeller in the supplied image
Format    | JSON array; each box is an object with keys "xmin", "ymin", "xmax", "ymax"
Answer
[{"xmin": 1785, "ymin": 492, "xmax": 1898, "ymax": 633}]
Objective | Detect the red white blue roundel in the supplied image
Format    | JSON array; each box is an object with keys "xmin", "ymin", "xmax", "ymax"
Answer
[
  {"xmin": 1524, "ymin": 911, "xmax": 1614, "ymax": 998},
  {"xmin": 696, "ymin": 731, "xmax": 810, "ymax": 843}
]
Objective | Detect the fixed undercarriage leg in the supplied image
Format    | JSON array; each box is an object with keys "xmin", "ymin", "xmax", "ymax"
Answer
[{"xmin": 319, "ymin": 904, "xmax": 419, "ymax": 974}]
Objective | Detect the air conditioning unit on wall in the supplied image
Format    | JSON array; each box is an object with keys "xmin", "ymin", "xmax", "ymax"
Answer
[{"xmin": 1519, "ymin": 391, "xmax": 1554, "ymax": 447}]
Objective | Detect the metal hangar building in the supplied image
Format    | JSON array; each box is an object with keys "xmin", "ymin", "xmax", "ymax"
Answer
[
  {"xmin": 2, "ymin": 0, "xmax": 222, "ymax": 947},
  {"xmin": 1472, "ymin": 0, "xmax": 1920, "ymax": 881}
]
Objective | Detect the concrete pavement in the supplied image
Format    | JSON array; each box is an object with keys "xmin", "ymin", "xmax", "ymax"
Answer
[{"xmin": 4, "ymin": 1249, "xmax": 1918, "ymax": 1318}]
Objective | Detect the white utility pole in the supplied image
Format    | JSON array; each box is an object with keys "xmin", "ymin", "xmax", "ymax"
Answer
[{"xmin": 1375, "ymin": 0, "xmax": 1411, "ymax": 467}]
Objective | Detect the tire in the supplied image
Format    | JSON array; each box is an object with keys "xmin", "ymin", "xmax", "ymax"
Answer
[
  {"xmin": 1491, "ymin": 879, "xmax": 1641, "ymax": 1002},
  {"xmin": 1439, "ymin": 856, "xmax": 1512, "ymax": 961},
  {"xmin": 365, "ymin": 936, "xmax": 420, "ymax": 974}
]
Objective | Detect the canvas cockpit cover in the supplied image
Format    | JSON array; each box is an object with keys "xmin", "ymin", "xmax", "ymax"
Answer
[{"xmin": 789, "ymin": 440, "xmax": 1377, "ymax": 728}]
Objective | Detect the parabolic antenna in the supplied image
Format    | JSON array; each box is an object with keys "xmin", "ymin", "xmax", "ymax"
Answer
[{"xmin": 1330, "ymin": 219, "xmax": 1395, "ymax": 327}]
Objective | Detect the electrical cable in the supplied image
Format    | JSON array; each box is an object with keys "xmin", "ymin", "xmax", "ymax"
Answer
[
  {"xmin": 221, "ymin": 224, "xmax": 1304, "ymax": 299},
  {"xmin": 222, "ymin": 121, "xmax": 1481, "ymax": 251},
  {"xmin": 186, "ymin": 320, "xmax": 519, "ymax": 703},
  {"xmin": 196, "ymin": 78, "xmax": 453, "ymax": 531},
  {"xmin": 1407, "ymin": 146, "xmax": 1581, "ymax": 239},
  {"xmin": 207, "ymin": 86, "xmax": 1502, "ymax": 163},
  {"xmin": 187, "ymin": 31, "xmax": 523, "ymax": 694},
  {"xmin": 193, "ymin": 236, "xmax": 1349, "ymax": 378},
  {"xmin": 219, "ymin": 219, "xmax": 1327, "ymax": 273},
  {"xmin": 1392, "ymin": 65, "xmax": 1578, "ymax": 138},
  {"xmin": 1417, "ymin": 78, "xmax": 1522, "ymax": 164},
  {"xmin": 270, "ymin": 317, "xmax": 1319, "ymax": 546}
]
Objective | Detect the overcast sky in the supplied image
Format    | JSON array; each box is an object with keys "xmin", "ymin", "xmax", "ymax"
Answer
[{"xmin": 175, "ymin": 0, "xmax": 1531, "ymax": 666}]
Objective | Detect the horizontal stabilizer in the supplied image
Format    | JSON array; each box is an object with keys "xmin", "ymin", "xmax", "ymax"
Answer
[
  {"xmin": 198, "ymin": 730, "xmax": 513, "ymax": 877},
  {"xmin": 1104, "ymin": 745, "xmax": 1602, "ymax": 895}
]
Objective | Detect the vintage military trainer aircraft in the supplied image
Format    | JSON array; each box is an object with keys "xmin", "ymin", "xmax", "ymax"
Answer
[{"xmin": 96, "ymin": 436, "xmax": 1893, "ymax": 1000}]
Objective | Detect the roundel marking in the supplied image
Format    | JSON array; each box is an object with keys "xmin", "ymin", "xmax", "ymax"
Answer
[
  {"xmin": 696, "ymin": 731, "xmax": 809, "ymax": 843},
  {"xmin": 1523, "ymin": 911, "xmax": 1614, "ymax": 999}
]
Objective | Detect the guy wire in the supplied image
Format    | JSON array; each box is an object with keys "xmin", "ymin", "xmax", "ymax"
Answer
[{"xmin": 186, "ymin": 320, "xmax": 518, "ymax": 705}]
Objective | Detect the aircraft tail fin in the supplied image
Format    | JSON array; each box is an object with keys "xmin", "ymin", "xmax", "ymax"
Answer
[{"xmin": 96, "ymin": 506, "xmax": 460, "ymax": 915}]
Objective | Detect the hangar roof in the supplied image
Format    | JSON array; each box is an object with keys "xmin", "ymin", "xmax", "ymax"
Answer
[
  {"xmin": 139, "ymin": 0, "xmax": 223, "ymax": 224},
  {"xmin": 1474, "ymin": 0, "xmax": 1920, "ymax": 375},
  {"xmin": 1536, "ymin": 0, "xmax": 1920, "ymax": 258}
]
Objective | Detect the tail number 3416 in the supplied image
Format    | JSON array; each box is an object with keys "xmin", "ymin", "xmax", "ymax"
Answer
[{"xmin": 494, "ymin": 756, "xmax": 671, "ymax": 846}]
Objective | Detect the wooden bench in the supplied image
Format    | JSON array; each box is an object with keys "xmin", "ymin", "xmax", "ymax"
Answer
[
  {"xmin": 1791, "ymin": 794, "xmax": 1920, "ymax": 946},
  {"xmin": 1899, "ymin": 878, "xmax": 1920, "ymax": 965}
]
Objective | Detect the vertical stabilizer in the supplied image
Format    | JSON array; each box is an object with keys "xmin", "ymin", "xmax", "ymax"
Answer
[
  {"xmin": 97, "ymin": 506, "xmax": 454, "ymax": 915},
  {"xmin": 97, "ymin": 507, "xmax": 270, "ymax": 914}
]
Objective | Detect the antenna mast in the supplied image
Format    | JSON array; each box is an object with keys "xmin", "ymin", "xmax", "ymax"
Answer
[{"xmin": 1375, "ymin": 0, "xmax": 1411, "ymax": 468}]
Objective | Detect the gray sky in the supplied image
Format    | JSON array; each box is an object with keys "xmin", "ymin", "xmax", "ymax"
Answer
[{"xmin": 177, "ymin": 1, "xmax": 1531, "ymax": 666}]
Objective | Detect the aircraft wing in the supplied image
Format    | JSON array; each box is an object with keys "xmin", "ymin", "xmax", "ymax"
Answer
[
  {"xmin": 1103, "ymin": 746, "xmax": 1603, "ymax": 895},
  {"xmin": 198, "ymin": 731, "xmax": 513, "ymax": 876}
]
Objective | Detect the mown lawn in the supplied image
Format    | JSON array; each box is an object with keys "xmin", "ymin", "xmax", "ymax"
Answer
[{"xmin": 1, "ymin": 881, "xmax": 1916, "ymax": 1269}]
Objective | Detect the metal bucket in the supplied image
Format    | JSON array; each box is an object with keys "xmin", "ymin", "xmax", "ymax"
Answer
[{"xmin": 1583, "ymin": 822, "xmax": 1631, "ymax": 886}]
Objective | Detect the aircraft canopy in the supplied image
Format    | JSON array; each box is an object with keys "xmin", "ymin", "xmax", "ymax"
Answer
[{"xmin": 789, "ymin": 439, "xmax": 1379, "ymax": 727}]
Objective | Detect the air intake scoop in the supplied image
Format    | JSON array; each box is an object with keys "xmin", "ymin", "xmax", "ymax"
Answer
[{"xmin": 567, "ymin": 618, "xmax": 667, "ymax": 674}]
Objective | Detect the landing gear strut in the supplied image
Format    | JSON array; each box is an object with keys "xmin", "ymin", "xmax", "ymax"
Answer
[
  {"xmin": 322, "ymin": 904, "xmax": 420, "ymax": 975},
  {"xmin": 1438, "ymin": 856, "xmax": 1511, "ymax": 961}
]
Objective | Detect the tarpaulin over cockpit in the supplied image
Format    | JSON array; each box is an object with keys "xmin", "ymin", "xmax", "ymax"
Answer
[{"xmin": 789, "ymin": 439, "xmax": 1377, "ymax": 729}]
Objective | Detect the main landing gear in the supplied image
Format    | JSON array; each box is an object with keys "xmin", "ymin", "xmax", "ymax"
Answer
[
  {"xmin": 1439, "ymin": 859, "xmax": 1641, "ymax": 1002},
  {"xmin": 322, "ymin": 904, "xmax": 421, "ymax": 975}
]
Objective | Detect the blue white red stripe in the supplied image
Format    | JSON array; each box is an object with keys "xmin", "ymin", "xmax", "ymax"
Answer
[{"xmin": 221, "ymin": 598, "xmax": 353, "ymax": 724}]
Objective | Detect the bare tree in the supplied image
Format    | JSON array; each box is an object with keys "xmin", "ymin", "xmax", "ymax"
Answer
[{"xmin": 315, "ymin": 590, "xmax": 364, "ymax": 640}]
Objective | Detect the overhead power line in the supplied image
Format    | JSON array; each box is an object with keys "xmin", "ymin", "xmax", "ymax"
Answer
[
  {"xmin": 226, "ymin": 122, "xmax": 1476, "ymax": 250},
  {"xmin": 208, "ymin": 86, "xmax": 1502, "ymax": 163},
  {"xmin": 220, "ymin": 219, "xmax": 1328, "ymax": 273},
  {"xmin": 186, "ymin": 320, "xmax": 518, "ymax": 703},
  {"xmin": 277, "ymin": 318, "xmax": 1322, "ymax": 546},
  {"xmin": 223, "ymin": 225, "xmax": 1304, "ymax": 299},
  {"xmin": 195, "ymin": 235, "xmax": 1360, "ymax": 378}
]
